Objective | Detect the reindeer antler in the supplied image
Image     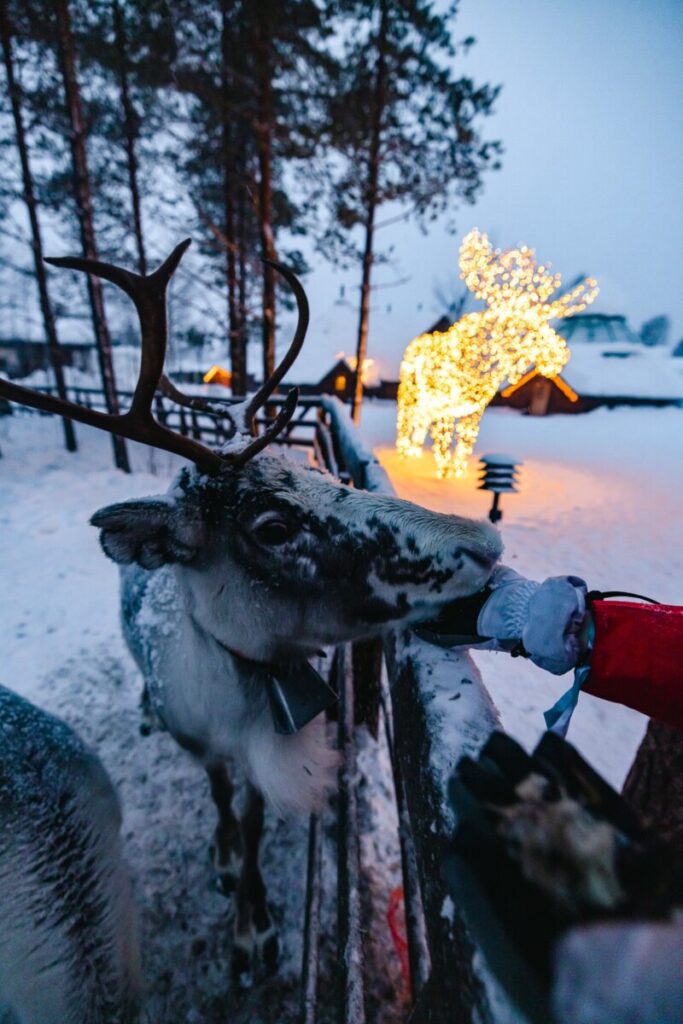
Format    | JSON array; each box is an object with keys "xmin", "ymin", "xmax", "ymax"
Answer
[
  {"xmin": 161, "ymin": 257, "xmax": 310, "ymax": 437},
  {"xmin": 243, "ymin": 259, "xmax": 309, "ymax": 432},
  {"xmin": 0, "ymin": 242, "xmax": 307, "ymax": 473}
]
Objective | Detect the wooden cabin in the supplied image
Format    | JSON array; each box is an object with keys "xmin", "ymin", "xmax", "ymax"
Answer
[
  {"xmin": 492, "ymin": 371, "xmax": 584, "ymax": 415},
  {"xmin": 493, "ymin": 341, "xmax": 683, "ymax": 414},
  {"xmin": 0, "ymin": 338, "xmax": 94, "ymax": 379}
]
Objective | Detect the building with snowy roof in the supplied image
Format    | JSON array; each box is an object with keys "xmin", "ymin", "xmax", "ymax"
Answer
[{"xmin": 493, "ymin": 336, "xmax": 683, "ymax": 414}]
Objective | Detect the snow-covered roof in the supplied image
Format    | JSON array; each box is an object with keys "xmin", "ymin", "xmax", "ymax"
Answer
[
  {"xmin": 560, "ymin": 342, "xmax": 683, "ymax": 399},
  {"xmin": 281, "ymin": 348, "xmax": 385, "ymax": 388},
  {"xmin": 535, "ymin": 312, "xmax": 683, "ymax": 400},
  {"xmin": 558, "ymin": 313, "xmax": 641, "ymax": 347}
]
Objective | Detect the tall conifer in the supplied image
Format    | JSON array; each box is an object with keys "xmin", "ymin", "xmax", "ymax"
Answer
[{"xmin": 324, "ymin": 0, "xmax": 502, "ymax": 421}]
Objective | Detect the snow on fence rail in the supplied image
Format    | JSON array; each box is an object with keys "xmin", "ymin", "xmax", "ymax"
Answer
[
  {"xmin": 17, "ymin": 385, "xmax": 502, "ymax": 1022},
  {"xmin": 319, "ymin": 397, "xmax": 501, "ymax": 1024}
]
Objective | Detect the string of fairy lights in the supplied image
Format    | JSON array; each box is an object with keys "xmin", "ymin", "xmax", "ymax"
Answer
[{"xmin": 396, "ymin": 229, "xmax": 598, "ymax": 478}]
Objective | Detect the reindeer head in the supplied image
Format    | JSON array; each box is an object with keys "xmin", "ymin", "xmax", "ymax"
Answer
[
  {"xmin": 0, "ymin": 243, "xmax": 502, "ymax": 664},
  {"xmin": 91, "ymin": 451, "xmax": 501, "ymax": 662}
]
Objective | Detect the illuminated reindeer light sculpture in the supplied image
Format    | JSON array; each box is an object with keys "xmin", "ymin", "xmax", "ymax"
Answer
[
  {"xmin": 0, "ymin": 241, "xmax": 502, "ymax": 984},
  {"xmin": 397, "ymin": 230, "xmax": 598, "ymax": 477}
]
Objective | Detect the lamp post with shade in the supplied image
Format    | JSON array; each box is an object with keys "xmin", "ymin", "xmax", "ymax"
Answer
[{"xmin": 478, "ymin": 454, "xmax": 522, "ymax": 523}]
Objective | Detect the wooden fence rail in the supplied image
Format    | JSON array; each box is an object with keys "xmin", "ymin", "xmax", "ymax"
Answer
[
  {"xmin": 320, "ymin": 397, "xmax": 501, "ymax": 1024},
  {"xmin": 10, "ymin": 384, "xmax": 325, "ymax": 450}
]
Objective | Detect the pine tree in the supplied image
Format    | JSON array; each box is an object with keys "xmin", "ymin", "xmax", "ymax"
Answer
[
  {"xmin": 75, "ymin": 0, "xmax": 176, "ymax": 272},
  {"xmin": 323, "ymin": 0, "xmax": 502, "ymax": 421},
  {"xmin": 220, "ymin": 0, "xmax": 243, "ymax": 391},
  {"xmin": 53, "ymin": 0, "xmax": 129, "ymax": 470},
  {"xmin": 98, "ymin": 0, "xmax": 179, "ymax": 254},
  {"xmin": 170, "ymin": 0, "xmax": 256, "ymax": 393},
  {"xmin": 244, "ymin": 0, "xmax": 333, "ymax": 383},
  {"xmin": 15, "ymin": 0, "xmax": 131, "ymax": 468},
  {"xmin": 110, "ymin": 0, "xmax": 154, "ymax": 275},
  {"xmin": 0, "ymin": 0, "xmax": 76, "ymax": 451},
  {"xmin": 171, "ymin": 0, "xmax": 329, "ymax": 390}
]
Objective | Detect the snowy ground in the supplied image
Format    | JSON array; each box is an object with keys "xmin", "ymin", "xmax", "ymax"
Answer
[
  {"xmin": 1, "ymin": 401, "xmax": 681, "ymax": 1021},
  {"xmin": 0, "ymin": 412, "xmax": 405, "ymax": 1024},
  {"xmin": 361, "ymin": 400, "xmax": 683, "ymax": 787}
]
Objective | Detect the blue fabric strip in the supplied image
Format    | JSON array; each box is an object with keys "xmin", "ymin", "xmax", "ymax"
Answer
[{"xmin": 544, "ymin": 665, "xmax": 592, "ymax": 736}]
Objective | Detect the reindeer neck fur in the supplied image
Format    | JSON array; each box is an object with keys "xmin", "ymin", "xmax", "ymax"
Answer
[
  {"xmin": 121, "ymin": 561, "xmax": 338, "ymax": 814},
  {"xmin": 123, "ymin": 562, "xmax": 270, "ymax": 747}
]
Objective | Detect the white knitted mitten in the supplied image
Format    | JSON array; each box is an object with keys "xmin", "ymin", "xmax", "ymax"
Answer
[{"xmin": 477, "ymin": 566, "xmax": 588, "ymax": 675}]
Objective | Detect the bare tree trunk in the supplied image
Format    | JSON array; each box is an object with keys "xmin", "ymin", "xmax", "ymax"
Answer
[
  {"xmin": 254, "ymin": 5, "xmax": 277, "ymax": 387},
  {"xmin": 0, "ymin": 0, "xmax": 76, "ymax": 452},
  {"xmin": 237, "ymin": 181, "xmax": 249, "ymax": 384},
  {"xmin": 623, "ymin": 718, "xmax": 683, "ymax": 858},
  {"xmin": 54, "ymin": 0, "xmax": 130, "ymax": 472},
  {"xmin": 113, "ymin": 0, "xmax": 147, "ymax": 277},
  {"xmin": 351, "ymin": 0, "xmax": 388, "ymax": 425},
  {"xmin": 221, "ymin": 1, "xmax": 245, "ymax": 395}
]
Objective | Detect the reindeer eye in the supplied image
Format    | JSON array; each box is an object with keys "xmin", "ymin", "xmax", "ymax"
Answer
[{"xmin": 253, "ymin": 516, "xmax": 295, "ymax": 546}]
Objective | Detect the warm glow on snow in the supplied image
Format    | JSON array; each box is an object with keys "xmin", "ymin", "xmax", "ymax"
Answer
[{"xmin": 396, "ymin": 230, "xmax": 598, "ymax": 478}]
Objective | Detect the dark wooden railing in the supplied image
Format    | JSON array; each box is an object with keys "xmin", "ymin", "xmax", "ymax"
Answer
[
  {"xmin": 13, "ymin": 383, "xmax": 324, "ymax": 450},
  {"xmin": 317, "ymin": 398, "xmax": 501, "ymax": 1024}
]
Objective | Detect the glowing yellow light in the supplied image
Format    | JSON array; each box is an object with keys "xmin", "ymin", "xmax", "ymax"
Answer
[
  {"xmin": 203, "ymin": 365, "xmax": 232, "ymax": 387},
  {"xmin": 396, "ymin": 230, "xmax": 598, "ymax": 477},
  {"xmin": 335, "ymin": 352, "xmax": 375, "ymax": 385}
]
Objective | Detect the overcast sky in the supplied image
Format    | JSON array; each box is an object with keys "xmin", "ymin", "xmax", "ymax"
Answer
[{"xmin": 301, "ymin": 0, "xmax": 683, "ymax": 379}]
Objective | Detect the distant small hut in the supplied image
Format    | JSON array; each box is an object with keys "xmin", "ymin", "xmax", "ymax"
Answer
[
  {"xmin": 494, "ymin": 371, "xmax": 583, "ymax": 415},
  {"xmin": 0, "ymin": 338, "xmax": 94, "ymax": 379},
  {"xmin": 307, "ymin": 356, "xmax": 356, "ymax": 401},
  {"xmin": 559, "ymin": 312, "xmax": 641, "ymax": 346},
  {"xmin": 290, "ymin": 352, "xmax": 387, "ymax": 401}
]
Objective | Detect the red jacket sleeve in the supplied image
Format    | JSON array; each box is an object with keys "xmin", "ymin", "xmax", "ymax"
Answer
[{"xmin": 583, "ymin": 600, "xmax": 683, "ymax": 731}]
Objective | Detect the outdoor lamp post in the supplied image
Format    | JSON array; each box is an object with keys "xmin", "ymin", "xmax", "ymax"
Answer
[{"xmin": 478, "ymin": 454, "xmax": 521, "ymax": 523}]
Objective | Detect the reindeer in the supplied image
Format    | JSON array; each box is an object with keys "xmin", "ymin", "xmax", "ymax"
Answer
[
  {"xmin": 0, "ymin": 685, "xmax": 139, "ymax": 1024},
  {"xmin": 396, "ymin": 230, "xmax": 598, "ymax": 477},
  {"xmin": 0, "ymin": 241, "xmax": 502, "ymax": 982}
]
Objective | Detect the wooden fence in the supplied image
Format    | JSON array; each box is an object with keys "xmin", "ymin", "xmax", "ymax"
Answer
[{"xmin": 318, "ymin": 398, "xmax": 501, "ymax": 1024}]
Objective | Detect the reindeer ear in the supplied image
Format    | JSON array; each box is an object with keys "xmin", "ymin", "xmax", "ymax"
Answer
[{"xmin": 90, "ymin": 498, "xmax": 206, "ymax": 569}]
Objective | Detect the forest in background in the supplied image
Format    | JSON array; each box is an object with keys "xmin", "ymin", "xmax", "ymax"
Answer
[{"xmin": 0, "ymin": 0, "xmax": 501, "ymax": 468}]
